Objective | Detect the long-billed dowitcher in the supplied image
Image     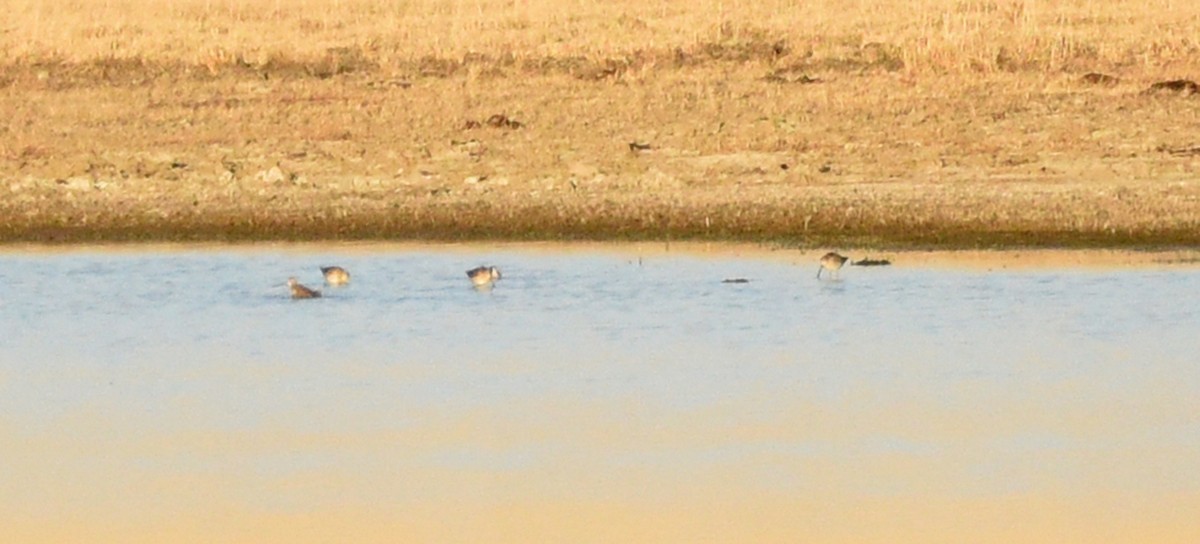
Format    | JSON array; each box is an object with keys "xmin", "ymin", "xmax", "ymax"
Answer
[
  {"xmin": 467, "ymin": 266, "xmax": 501, "ymax": 287},
  {"xmin": 320, "ymin": 266, "xmax": 350, "ymax": 286},
  {"xmin": 817, "ymin": 252, "xmax": 849, "ymax": 279},
  {"xmin": 288, "ymin": 277, "xmax": 322, "ymax": 299}
]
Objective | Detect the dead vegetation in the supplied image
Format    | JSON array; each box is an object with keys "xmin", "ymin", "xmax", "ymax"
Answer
[
  {"xmin": 1080, "ymin": 72, "xmax": 1120, "ymax": 86},
  {"xmin": 6, "ymin": 0, "xmax": 1200, "ymax": 83},
  {"xmin": 464, "ymin": 114, "xmax": 524, "ymax": 130},
  {"xmin": 1145, "ymin": 79, "xmax": 1200, "ymax": 96}
]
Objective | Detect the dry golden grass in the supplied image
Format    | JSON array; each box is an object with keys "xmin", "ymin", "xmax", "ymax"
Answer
[
  {"xmin": 3, "ymin": 0, "xmax": 1200, "ymax": 247},
  {"xmin": 7, "ymin": 0, "xmax": 1200, "ymax": 75}
]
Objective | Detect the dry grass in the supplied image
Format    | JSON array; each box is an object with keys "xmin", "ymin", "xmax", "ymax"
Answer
[
  {"xmin": 3, "ymin": 0, "xmax": 1200, "ymax": 247},
  {"xmin": 6, "ymin": 0, "xmax": 1200, "ymax": 75}
]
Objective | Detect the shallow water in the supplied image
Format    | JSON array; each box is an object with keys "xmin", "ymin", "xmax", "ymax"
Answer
[{"xmin": 1, "ymin": 243, "xmax": 1198, "ymax": 543}]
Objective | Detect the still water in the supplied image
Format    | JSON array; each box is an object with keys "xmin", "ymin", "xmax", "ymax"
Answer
[{"xmin": 1, "ymin": 243, "xmax": 1198, "ymax": 543}]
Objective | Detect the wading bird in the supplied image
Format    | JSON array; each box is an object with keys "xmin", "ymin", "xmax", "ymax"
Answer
[
  {"xmin": 817, "ymin": 252, "xmax": 849, "ymax": 280},
  {"xmin": 288, "ymin": 277, "xmax": 322, "ymax": 299},
  {"xmin": 467, "ymin": 266, "xmax": 502, "ymax": 287},
  {"xmin": 321, "ymin": 266, "xmax": 350, "ymax": 286}
]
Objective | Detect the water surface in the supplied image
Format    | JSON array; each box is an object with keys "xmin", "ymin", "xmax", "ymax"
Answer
[{"xmin": 2, "ymin": 244, "xmax": 1198, "ymax": 543}]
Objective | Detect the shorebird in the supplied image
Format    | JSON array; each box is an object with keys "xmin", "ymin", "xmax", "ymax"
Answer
[
  {"xmin": 321, "ymin": 266, "xmax": 350, "ymax": 286},
  {"xmin": 467, "ymin": 266, "xmax": 501, "ymax": 287},
  {"xmin": 288, "ymin": 277, "xmax": 322, "ymax": 299},
  {"xmin": 816, "ymin": 252, "xmax": 849, "ymax": 279}
]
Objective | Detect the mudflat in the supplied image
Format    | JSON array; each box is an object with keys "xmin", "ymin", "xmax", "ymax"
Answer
[{"xmin": 3, "ymin": 0, "xmax": 1200, "ymax": 247}]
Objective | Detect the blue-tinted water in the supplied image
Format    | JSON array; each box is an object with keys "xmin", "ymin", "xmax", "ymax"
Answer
[{"xmin": 1, "ymin": 243, "xmax": 1198, "ymax": 542}]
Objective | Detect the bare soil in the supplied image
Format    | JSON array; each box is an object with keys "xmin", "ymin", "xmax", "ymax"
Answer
[{"xmin": 3, "ymin": 10, "xmax": 1200, "ymax": 248}]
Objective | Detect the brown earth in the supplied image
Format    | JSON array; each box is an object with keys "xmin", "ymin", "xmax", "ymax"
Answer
[{"xmin": 3, "ymin": 1, "xmax": 1200, "ymax": 248}]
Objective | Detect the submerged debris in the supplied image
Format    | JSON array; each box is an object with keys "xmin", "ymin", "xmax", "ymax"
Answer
[
  {"xmin": 721, "ymin": 278, "xmax": 751, "ymax": 284},
  {"xmin": 851, "ymin": 257, "xmax": 892, "ymax": 266}
]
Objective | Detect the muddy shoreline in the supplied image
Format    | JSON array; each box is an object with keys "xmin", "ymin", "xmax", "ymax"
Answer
[{"xmin": 3, "ymin": 197, "xmax": 1197, "ymax": 248}]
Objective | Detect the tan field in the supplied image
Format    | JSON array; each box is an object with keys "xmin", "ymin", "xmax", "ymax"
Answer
[{"xmin": 3, "ymin": 0, "xmax": 1200, "ymax": 247}]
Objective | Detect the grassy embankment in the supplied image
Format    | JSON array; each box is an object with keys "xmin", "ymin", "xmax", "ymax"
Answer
[{"xmin": 2, "ymin": 0, "xmax": 1200, "ymax": 247}]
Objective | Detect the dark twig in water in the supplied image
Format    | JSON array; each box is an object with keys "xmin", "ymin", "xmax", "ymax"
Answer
[
  {"xmin": 721, "ymin": 278, "xmax": 750, "ymax": 283},
  {"xmin": 852, "ymin": 257, "xmax": 892, "ymax": 266}
]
